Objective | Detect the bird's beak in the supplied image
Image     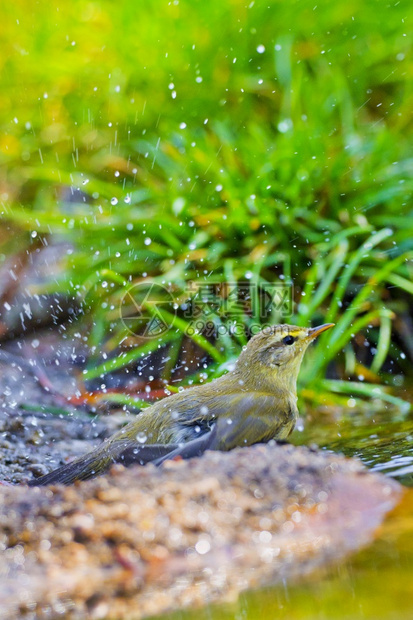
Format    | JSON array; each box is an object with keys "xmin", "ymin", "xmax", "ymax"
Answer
[{"xmin": 307, "ymin": 323, "xmax": 335, "ymax": 340}]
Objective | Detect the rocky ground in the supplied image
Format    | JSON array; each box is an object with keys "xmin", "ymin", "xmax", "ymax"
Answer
[{"xmin": 0, "ymin": 443, "xmax": 401, "ymax": 620}]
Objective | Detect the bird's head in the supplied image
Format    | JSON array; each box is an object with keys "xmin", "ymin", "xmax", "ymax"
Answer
[{"xmin": 236, "ymin": 323, "xmax": 334, "ymax": 393}]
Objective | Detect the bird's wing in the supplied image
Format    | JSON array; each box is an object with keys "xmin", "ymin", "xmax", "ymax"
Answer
[
  {"xmin": 107, "ymin": 391, "xmax": 292, "ymax": 469},
  {"xmin": 104, "ymin": 392, "xmax": 288, "ymax": 469},
  {"xmin": 177, "ymin": 391, "xmax": 296, "ymax": 449},
  {"xmin": 151, "ymin": 392, "xmax": 294, "ymax": 464},
  {"xmin": 151, "ymin": 426, "xmax": 221, "ymax": 465}
]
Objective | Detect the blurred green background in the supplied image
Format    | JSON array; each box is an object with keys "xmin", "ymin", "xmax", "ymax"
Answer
[{"xmin": 0, "ymin": 0, "xmax": 412, "ymax": 406}]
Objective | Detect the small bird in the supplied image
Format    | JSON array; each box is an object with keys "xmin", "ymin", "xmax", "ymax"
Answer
[{"xmin": 29, "ymin": 323, "xmax": 334, "ymax": 486}]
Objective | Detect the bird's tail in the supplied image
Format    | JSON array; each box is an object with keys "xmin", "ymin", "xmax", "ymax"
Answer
[
  {"xmin": 27, "ymin": 440, "xmax": 186, "ymax": 486},
  {"xmin": 28, "ymin": 448, "xmax": 112, "ymax": 486}
]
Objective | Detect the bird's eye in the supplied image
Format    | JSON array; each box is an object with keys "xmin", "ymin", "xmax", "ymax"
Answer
[{"xmin": 282, "ymin": 335, "xmax": 296, "ymax": 345}]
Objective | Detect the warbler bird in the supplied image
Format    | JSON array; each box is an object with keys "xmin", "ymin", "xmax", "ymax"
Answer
[{"xmin": 29, "ymin": 323, "xmax": 334, "ymax": 486}]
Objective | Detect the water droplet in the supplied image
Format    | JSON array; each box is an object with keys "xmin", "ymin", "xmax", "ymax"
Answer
[
  {"xmin": 277, "ymin": 119, "xmax": 293, "ymax": 133},
  {"xmin": 195, "ymin": 539, "xmax": 211, "ymax": 555}
]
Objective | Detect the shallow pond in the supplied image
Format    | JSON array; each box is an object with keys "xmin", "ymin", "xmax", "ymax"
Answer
[{"xmin": 153, "ymin": 403, "xmax": 413, "ymax": 620}]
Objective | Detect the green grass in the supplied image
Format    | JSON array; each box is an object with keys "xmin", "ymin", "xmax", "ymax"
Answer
[{"xmin": 0, "ymin": 0, "xmax": 413, "ymax": 409}]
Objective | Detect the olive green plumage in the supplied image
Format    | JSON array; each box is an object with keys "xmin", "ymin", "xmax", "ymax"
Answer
[{"xmin": 29, "ymin": 323, "xmax": 334, "ymax": 486}]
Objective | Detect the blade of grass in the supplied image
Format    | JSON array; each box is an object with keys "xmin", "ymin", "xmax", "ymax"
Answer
[
  {"xmin": 98, "ymin": 393, "xmax": 151, "ymax": 410},
  {"xmin": 83, "ymin": 330, "xmax": 177, "ymax": 380},
  {"xmin": 325, "ymin": 227, "xmax": 394, "ymax": 323},
  {"xmin": 371, "ymin": 312, "xmax": 393, "ymax": 373},
  {"xmin": 322, "ymin": 379, "xmax": 411, "ymax": 414},
  {"xmin": 145, "ymin": 304, "xmax": 226, "ymax": 364}
]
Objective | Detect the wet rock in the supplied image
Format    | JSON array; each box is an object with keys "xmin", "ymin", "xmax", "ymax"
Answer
[{"xmin": 0, "ymin": 443, "xmax": 401, "ymax": 619}]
